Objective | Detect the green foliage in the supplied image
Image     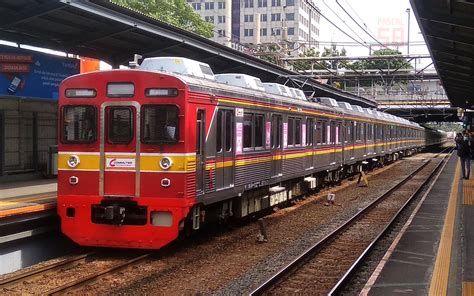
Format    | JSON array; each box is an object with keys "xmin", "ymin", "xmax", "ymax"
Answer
[
  {"xmin": 113, "ymin": 0, "xmax": 214, "ymax": 38},
  {"xmin": 352, "ymin": 48, "xmax": 412, "ymax": 71},
  {"xmin": 292, "ymin": 45, "xmax": 347, "ymax": 71},
  {"xmin": 292, "ymin": 48, "xmax": 320, "ymax": 71},
  {"xmin": 321, "ymin": 45, "xmax": 348, "ymax": 70}
]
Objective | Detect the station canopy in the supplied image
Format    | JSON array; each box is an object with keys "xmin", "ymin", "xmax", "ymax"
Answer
[
  {"xmin": 411, "ymin": 0, "xmax": 474, "ymax": 109},
  {"xmin": 0, "ymin": 0, "xmax": 376, "ymax": 107}
]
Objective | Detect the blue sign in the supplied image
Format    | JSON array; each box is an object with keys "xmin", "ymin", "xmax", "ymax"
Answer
[{"xmin": 0, "ymin": 45, "xmax": 80, "ymax": 100}]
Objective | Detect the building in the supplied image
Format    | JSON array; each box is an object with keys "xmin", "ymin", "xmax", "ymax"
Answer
[{"xmin": 188, "ymin": 0, "xmax": 321, "ymax": 55}]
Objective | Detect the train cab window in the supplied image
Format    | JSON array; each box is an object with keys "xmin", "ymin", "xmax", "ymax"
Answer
[
  {"xmin": 108, "ymin": 107, "xmax": 133, "ymax": 144},
  {"xmin": 62, "ymin": 106, "xmax": 97, "ymax": 143},
  {"xmin": 142, "ymin": 105, "xmax": 179, "ymax": 144}
]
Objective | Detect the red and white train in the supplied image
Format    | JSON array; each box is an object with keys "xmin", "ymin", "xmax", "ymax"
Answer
[{"xmin": 57, "ymin": 57, "xmax": 445, "ymax": 249}]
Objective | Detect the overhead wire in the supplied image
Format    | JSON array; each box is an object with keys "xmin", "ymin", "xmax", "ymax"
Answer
[
  {"xmin": 335, "ymin": 0, "xmax": 387, "ymax": 48},
  {"xmin": 343, "ymin": 0, "xmax": 376, "ymax": 36},
  {"xmin": 317, "ymin": 5, "xmax": 370, "ymax": 49},
  {"xmin": 321, "ymin": 0, "xmax": 368, "ymax": 46}
]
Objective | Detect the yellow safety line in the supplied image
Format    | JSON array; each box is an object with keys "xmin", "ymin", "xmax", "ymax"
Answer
[
  {"xmin": 429, "ymin": 160, "xmax": 460, "ymax": 296},
  {"xmin": 464, "ymin": 282, "xmax": 474, "ymax": 296},
  {"xmin": 0, "ymin": 202, "xmax": 56, "ymax": 218},
  {"xmin": 463, "ymin": 177, "xmax": 474, "ymax": 205}
]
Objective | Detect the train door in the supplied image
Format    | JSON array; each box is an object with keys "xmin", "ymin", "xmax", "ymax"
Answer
[
  {"xmin": 216, "ymin": 109, "xmax": 234, "ymax": 190},
  {"xmin": 101, "ymin": 103, "xmax": 139, "ymax": 197},
  {"xmin": 305, "ymin": 118, "xmax": 314, "ymax": 170},
  {"xmin": 329, "ymin": 120, "xmax": 336, "ymax": 165},
  {"xmin": 271, "ymin": 114, "xmax": 283, "ymax": 177},
  {"xmin": 196, "ymin": 109, "xmax": 206, "ymax": 195},
  {"xmin": 335, "ymin": 121, "xmax": 343, "ymax": 165}
]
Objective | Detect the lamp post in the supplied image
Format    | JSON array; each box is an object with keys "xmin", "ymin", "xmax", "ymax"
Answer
[{"xmin": 406, "ymin": 8, "xmax": 411, "ymax": 55}]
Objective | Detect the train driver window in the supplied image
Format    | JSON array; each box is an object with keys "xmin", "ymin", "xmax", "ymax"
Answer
[
  {"xmin": 62, "ymin": 106, "xmax": 97, "ymax": 143},
  {"xmin": 108, "ymin": 107, "xmax": 133, "ymax": 144},
  {"xmin": 142, "ymin": 105, "xmax": 179, "ymax": 144}
]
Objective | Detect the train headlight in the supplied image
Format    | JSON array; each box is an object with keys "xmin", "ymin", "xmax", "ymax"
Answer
[
  {"xmin": 67, "ymin": 155, "xmax": 80, "ymax": 168},
  {"xmin": 160, "ymin": 157, "xmax": 173, "ymax": 170}
]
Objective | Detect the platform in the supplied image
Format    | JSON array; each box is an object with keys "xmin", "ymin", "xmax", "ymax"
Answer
[
  {"xmin": 0, "ymin": 179, "xmax": 58, "ymax": 244},
  {"xmin": 0, "ymin": 179, "xmax": 57, "ymax": 218},
  {"xmin": 361, "ymin": 153, "xmax": 474, "ymax": 295}
]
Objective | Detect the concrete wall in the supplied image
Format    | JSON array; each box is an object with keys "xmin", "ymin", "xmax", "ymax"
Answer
[{"xmin": 0, "ymin": 97, "xmax": 57, "ymax": 174}]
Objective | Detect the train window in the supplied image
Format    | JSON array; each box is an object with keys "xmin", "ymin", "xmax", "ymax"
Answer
[
  {"xmin": 62, "ymin": 106, "xmax": 97, "ymax": 143},
  {"xmin": 271, "ymin": 115, "xmax": 281, "ymax": 148},
  {"xmin": 225, "ymin": 111, "xmax": 233, "ymax": 152},
  {"xmin": 316, "ymin": 121, "xmax": 322, "ymax": 145},
  {"xmin": 65, "ymin": 88, "xmax": 96, "ymax": 98},
  {"xmin": 322, "ymin": 121, "xmax": 327, "ymax": 144},
  {"xmin": 108, "ymin": 107, "xmax": 133, "ymax": 144},
  {"xmin": 330, "ymin": 121, "xmax": 336, "ymax": 144},
  {"xmin": 255, "ymin": 114, "xmax": 264, "ymax": 148},
  {"xmin": 141, "ymin": 105, "xmax": 179, "ymax": 144},
  {"xmin": 306, "ymin": 118, "xmax": 313, "ymax": 146},
  {"xmin": 107, "ymin": 83, "xmax": 134, "ymax": 98},
  {"xmin": 216, "ymin": 111, "xmax": 223, "ymax": 152},
  {"xmin": 288, "ymin": 117, "xmax": 294, "ymax": 146},
  {"xmin": 295, "ymin": 118, "xmax": 301, "ymax": 145},
  {"xmin": 243, "ymin": 114, "xmax": 253, "ymax": 148}
]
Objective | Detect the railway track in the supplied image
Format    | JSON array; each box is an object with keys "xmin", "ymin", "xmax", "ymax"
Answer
[
  {"xmin": 0, "ymin": 251, "xmax": 151, "ymax": 295},
  {"xmin": 250, "ymin": 147, "xmax": 453, "ymax": 296}
]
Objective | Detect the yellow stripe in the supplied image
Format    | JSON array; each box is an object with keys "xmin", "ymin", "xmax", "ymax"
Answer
[
  {"xmin": 0, "ymin": 202, "xmax": 56, "ymax": 218},
  {"xmin": 0, "ymin": 195, "xmax": 55, "ymax": 207},
  {"xmin": 463, "ymin": 178, "xmax": 474, "ymax": 205},
  {"xmin": 429, "ymin": 160, "xmax": 460, "ymax": 296},
  {"xmin": 58, "ymin": 154, "xmax": 100, "ymax": 171},
  {"xmin": 464, "ymin": 282, "xmax": 474, "ymax": 296},
  {"xmin": 58, "ymin": 153, "xmax": 196, "ymax": 172}
]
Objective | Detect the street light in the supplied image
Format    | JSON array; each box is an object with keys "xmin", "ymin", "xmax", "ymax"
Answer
[{"xmin": 406, "ymin": 8, "xmax": 411, "ymax": 55}]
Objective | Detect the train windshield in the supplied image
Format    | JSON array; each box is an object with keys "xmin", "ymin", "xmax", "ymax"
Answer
[
  {"xmin": 62, "ymin": 106, "xmax": 97, "ymax": 143},
  {"xmin": 142, "ymin": 105, "xmax": 179, "ymax": 144}
]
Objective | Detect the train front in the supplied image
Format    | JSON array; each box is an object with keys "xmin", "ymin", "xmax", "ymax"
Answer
[{"xmin": 57, "ymin": 69, "xmax": 195, "ymax": 249}]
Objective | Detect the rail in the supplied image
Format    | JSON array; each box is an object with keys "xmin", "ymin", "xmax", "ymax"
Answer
[{"xmin": 250, "ymin": 146, "xmax": 453, "ymax": 295}]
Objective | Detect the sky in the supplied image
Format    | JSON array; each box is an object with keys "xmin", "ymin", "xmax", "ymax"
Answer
[{"xmin": 316, "ymin": 0, "xmax": 432, "ymax": 67}]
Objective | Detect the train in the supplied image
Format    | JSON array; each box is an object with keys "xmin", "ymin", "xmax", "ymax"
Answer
[{"xmin": 57, "ymin": 57, "xmax": 446, "ymax": 249}]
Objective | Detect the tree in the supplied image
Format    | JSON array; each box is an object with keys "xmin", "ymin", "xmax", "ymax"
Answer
[
  {"xmin": 321, "ymin": 45, "xmax": 348, "ymax": 70},
  {"xmin": 113, "ymin": 0, "xmax": 214, "ymax": 38},
  {"xmin": 292, "ymin": 48, "xmax": 321, "ymax": 71},
  {"xmin": 352, "ymin": 48, "xmax": 412, "ymax": 71}
]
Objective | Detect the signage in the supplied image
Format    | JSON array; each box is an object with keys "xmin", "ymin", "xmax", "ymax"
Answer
[
  {"xmin": 0, "ymin": 45, "xmax": 79, "ymax": 100},
  {"xmin": 236, "ymin": 122, "xmax": 243, "ymax": 155},
  {"xmin": 106, "ymin": 158, "xmax": 136, "ymax": 169}
]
